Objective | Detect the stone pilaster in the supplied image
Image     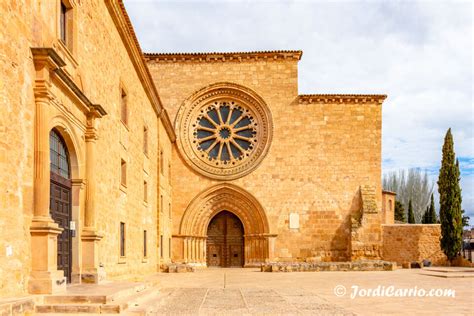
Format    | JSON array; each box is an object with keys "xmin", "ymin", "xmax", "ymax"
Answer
[
  {"xmin": 81, "ymin": 111, "xmax": 104, "ymax": 283},
  {"xmin": 28, "ymin": 49, "xmax": 67, "ymax": 294}
]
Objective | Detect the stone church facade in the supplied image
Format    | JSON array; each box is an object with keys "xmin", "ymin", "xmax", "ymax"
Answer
[
  {"xmin": 146, "ymin": 52, "xmax": 387, "ymax": 266},
  {"xmin": 0, "ymin": 0, "xmax": 396, "ymax": 298}
]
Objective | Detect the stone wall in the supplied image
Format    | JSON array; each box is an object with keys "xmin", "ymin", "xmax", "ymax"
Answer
[
  {"xmin": 0, "ymin": 1, "xmax": 173, "ymax": 296},
  {"xmin": 158, "ymin": 120, "xmax": 173, "ymax": 266},
  {"xmin": 147, "ymin": 54, "xmax": 384, "ymax": 262},
  {"xmin": 382, "ymin": 224, "xmax": 447, "ymax": 265},
  {"xmin": 350, "ymin": 185, "xmax": 382, "ymax": 260},
  {"xmin": 381, "ymin": 191, "xmax": 395, "ymax": 224}
]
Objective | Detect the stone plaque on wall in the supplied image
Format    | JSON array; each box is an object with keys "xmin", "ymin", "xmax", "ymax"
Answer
[{"xmin": 289, "ymin": 213, "xmax": 299, "ymax": 229}]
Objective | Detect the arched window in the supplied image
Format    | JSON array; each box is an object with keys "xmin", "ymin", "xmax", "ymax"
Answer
[{"xmin": 49, "ymin": 129, "xmax": 70, "ymax": 179}]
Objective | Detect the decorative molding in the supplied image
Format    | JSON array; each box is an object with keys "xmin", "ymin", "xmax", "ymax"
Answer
[
  {"xmin": 31, "ymin": 47, "xmax": 66, "ymax": 68},
  {"xmin": 179, "ymin": 183, "xmax": 270, "ymax": 236},
  {"xmin": 31, "ymin": 47, "xmax": 107, "ymax": 118},
  {"xmin": 54, "ymin": 68, "xmax": 106, "ymax": 117},
  {"xmin": 160, "ymin": 109, "xmax": 176, "ymax": 142},
  {"xmin": 298, "ymin": 94, "xmax": 387, "ymax": 105},
  {"xmin": 175, "ymin": 82, "xmax": 273, "ymax": 180},
  {"xmin": 71, "ymin": 178, "xmax": 86, "ymax": 189},
  {"xmin": 145, "ymin": 50, "xmax": 303, "ymax": 63}
]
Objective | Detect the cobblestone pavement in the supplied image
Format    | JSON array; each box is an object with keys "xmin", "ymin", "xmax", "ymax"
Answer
[
  {"xmin": 155, "ymin": 287, "xmax": 354, "ymax": 315},
  {"xmin": 154, "ymin": 268, "xmax": 473, "ymax": 315}
]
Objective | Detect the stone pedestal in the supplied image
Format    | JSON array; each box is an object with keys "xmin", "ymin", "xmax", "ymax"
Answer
[
  {"xmin": 81, "ymin": 228, "xmax": 104, "ymax": 284},
  {"xmin": 28, "ymin": 217, "xmax": 66, "ymax": 294}
]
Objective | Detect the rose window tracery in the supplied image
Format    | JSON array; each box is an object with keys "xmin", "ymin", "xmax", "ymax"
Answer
[
  {"xmin": 194, "ymin": 101, "xmax": 257, "ymax": 164},
  {"xmin": 175, "ymin": 83, "xmax": 273, "ymax": 180}
]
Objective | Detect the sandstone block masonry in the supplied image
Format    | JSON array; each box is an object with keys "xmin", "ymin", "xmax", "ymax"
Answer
[
  {"xmin": 146, "ymin": 51, "xmax": 386, "ymax": 264},
  {"xmin": 382, "ymin": 224, "xmax": 447, "ymax": 266},
  {"xmin": 0, "ymin": 1, "xmax": 174, "ymax": 296}
]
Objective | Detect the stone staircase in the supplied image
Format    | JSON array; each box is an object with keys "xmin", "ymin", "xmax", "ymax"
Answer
[{"xmin": 34, "ymin": 280, "xmax": 162, "ymax": 315}]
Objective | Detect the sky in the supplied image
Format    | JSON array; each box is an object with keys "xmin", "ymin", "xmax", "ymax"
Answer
[{"xmin": 124, "ymin": 0, "xmax": 473, "ymax": 221}]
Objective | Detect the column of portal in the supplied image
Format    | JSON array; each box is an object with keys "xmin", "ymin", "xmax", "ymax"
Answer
[
  {"xmin": 28, "ymin": 52, "xmax": 67, "ymax": 294},
  {"xmin": 183, "ymin": 238, "xmax": 188, "ymax": 263},
  {"xmin": 81, "ymin": 110, "xmax": 104, "ymax": 284},
  {"xmin": 257, "ymin": 237, "xmax": 262, "ymax": 264},
  {"xmin": 203, "ymin": 238, "xmax": 207, "ymax": 265},
  {"xmin": 191, "ymin": 237, "xmax": 196, "ymax": 263},
  {"xmin": 199, "ymin": 238, "xmax": 204, "ymax": 264},
  {"xmin": 250, "ymin": 237, "xmax": 255, "ymax": 265},
  {"xmin": 188, "ymin": 237, "xmax": 192, "ymax": 263},
  {"xmin": 246, "ymin": 237, "xmax": 251, "ymax": 265}
]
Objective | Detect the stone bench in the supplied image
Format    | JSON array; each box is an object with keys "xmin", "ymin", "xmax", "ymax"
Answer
[{"xmin": 261, "ymin": 260, "xmax": 396, "ymax": 272}]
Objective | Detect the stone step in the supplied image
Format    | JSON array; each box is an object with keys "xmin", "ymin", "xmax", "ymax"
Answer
[
  {"xmin": 36, "ymin": 281, "xmax": 160, "ymax": 314},
  {"xmin": 420, "ymin": 271, "xmax": 474, "ymax": 278},
  {"xmin": 35, "ymin": 314, "xmax": 102, "ymax": 316},
  {"xmin": 423, "ymin": 267, "xmax": 474, "ymax": 273},
  {"xmin": 35, "ymin": 302, "xmax": 126, "ymax": 314},
  {"xmin": 43, "ymin": 295, "xmax": 107, "ymax": 305}
]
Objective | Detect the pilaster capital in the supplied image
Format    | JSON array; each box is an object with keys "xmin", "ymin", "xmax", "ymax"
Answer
[
  {"xmin": 31, "ymin": 48, "xmax": 65, "ymax": 103},
  {"xmin": 81, "ymin": 228, "xmax": 103, "ymax": 241},
  {"xmin": 30, "ymin": 216, "xmax": 63, "ymax": 236},
  {"xmin": 84, "ymin": 128, "xmax": 98, "ymax": 142},
  {"xmin": 71, "ymin": 178, "xmax": 86, "ymax": 188}
]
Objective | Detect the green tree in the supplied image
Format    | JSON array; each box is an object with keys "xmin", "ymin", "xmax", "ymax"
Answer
[
  {"xmin": 461, "ymin": 209, "xmax": 469, "ymax": 227},
  {"xmin": 438, "ymin": 128, "xmax": 463, "ymax": 263},
  {"xmin": 407, "ymin": 199, "xmax": 415, "ymax": 224},
  {"xmin": 427, "ymin": 193, "xmax": 437, "ymax": 224},
  {"xmin": 422, "ymin": 206, "xmax": 429, "ymax": 224},
  {"xmin": 394, "ymin": 200, "xmax": 406, "ymax": 222}
]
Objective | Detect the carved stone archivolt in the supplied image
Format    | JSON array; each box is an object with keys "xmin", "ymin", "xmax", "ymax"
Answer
[
  {"xmin": 177, "ymin": 183, "xmax": 275, "ymax": 266},
  {"xmin": 179, "ymin": 183, "xmax": 270, "ymax": 236},
  {"xmin": 175, "ymin": 82, "xmax": 273, "ymax": 180}
]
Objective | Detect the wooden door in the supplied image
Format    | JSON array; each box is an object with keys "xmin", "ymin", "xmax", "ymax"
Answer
[
  {"xmin": 50, "ymin": 173, "xmax": 72, "ymax": 282},
  {"xmin": 49, "ymin": 129, "xmax": 72, "ymax": 283},
  {"xmin": 206, "ymin": 211, "xmax": 243, "ymax": 267}
]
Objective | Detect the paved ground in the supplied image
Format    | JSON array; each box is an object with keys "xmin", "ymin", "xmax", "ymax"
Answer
[{"xmin": 154, "ymin": 268, "xmax": 474, "ymax": 315}]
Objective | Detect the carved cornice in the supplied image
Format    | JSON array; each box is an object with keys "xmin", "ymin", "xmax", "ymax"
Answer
[
  {"xmin": 298, "ymin": 94, "xmax": 387, "ymax": 105},
  {"xmin": 145, "ymin": 50, "xmax": 303, "ymax": 63},
  {"xmin": 105, "ymin": 0, "xmax": 176, "ymax": 142},
  {"xmin": 31, "ymin": 47, "xmax": 107, "ymax": 118},
  {"xmin": 31, "ymin": 47, "xmax": 66, "ymax": 68},
  {"xmin": 55, "ymin": 68, "xmax": 106, "ymax": 117}
]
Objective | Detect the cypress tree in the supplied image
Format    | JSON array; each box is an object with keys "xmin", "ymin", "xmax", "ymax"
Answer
[
  {"xmin": 394, "ymin": 200, "xmax": 405, "ymax": 222},
  {"xmin": 427, "ymin": 193, "xmax": 437, "ymax": 224},
  {"xmin": 422, "ymin": 206, "xmax": 428, "ymax": 224},
  {"xmin": 407, "ymin": 199, "xmax": 415, "ymax": 224},
  {"xmin": 461, "ymin": 209, "xmax": 469, "ymax": 227},
  {"xmin": 438, "ymin": 128, "xmax": 463, "ymax": 263}
]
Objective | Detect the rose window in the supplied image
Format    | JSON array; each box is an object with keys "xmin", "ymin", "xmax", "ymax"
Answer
[
  {"xmin": 194, "ymin": 101, "xmax": 257, "ymax": 164},
  {"xmin": 175, "ymin": 83, "xmax": 273, "ymax": 180}
]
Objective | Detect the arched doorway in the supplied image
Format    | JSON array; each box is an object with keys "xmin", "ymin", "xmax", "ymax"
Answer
[
  {"xmin": 177, "ymin": 184, "xmax": 276, "ymax": 266},
  {"xmin": 49, "ymin": 128, "xmax": 72, "ymax": 282},
  {"xmin": 207, "ymin": 211, "xmax": 244, "ymax": 267}
]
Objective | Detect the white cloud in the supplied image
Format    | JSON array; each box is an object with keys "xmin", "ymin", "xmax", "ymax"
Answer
[{"xmin": 124, "ymin": 0, "xmax": 473, "ymax": 219}]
